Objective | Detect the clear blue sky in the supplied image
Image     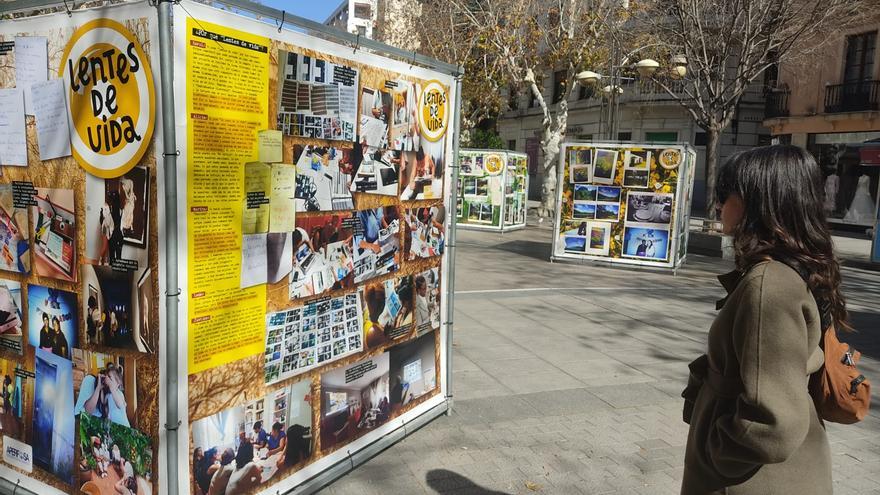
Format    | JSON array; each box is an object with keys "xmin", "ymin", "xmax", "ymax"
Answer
[{"xmin": 261, "ymin": 0, "xmax": 341, "ymax": 23}]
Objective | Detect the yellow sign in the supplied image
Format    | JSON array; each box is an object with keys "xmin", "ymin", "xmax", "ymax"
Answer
[
  {"xmin": 59, "ymin": 18, "xmax": 155, "ymax": 178},
  {"xmin": 417, "ymin": 80, "xmax": 449, "ymax": 142},
  {"xmin": 485, "ymin": 154, "xmax": 504, "ymax": 175}
]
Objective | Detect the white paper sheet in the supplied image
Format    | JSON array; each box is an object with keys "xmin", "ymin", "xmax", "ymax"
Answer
[
  {"xmin": 31, "ymin": 79, "xmax": 71, "ymax": 160},
  {"xmin": 14, "ymin": 37, "xmax": 48, "ymax": 115},
  {"xmin": 240, "ymin": 233, "xmax": 268, "ymax": 288},
  {"xmin": 0, "ymin": 89, "xmax": 27, "ymax": 167}
]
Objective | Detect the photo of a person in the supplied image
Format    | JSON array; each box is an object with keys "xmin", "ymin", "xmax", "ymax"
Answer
[
  {"xmin": 321, "ymin": 353, "xmax": 390, "ymax": 451},
  {"xmin": 82, "ymin": 265, "xmax": 144, "ymax": 351},
  {"xmin": 191, "ymin": 380, "xmax": 313, "ymax": 495},
  {"xmin": 362, "ymin": 275, "xmax": 414, "ymax": 349},
  {"xmin": 352, "ymin": 207, "xmax": 401, "ymax": 284},
  {"xmin": 289, "ymin": 214, "xmax": 355, "ymax": 299},
  {"xmin": 0, "ymin": 358, "xmax": 29, "ymax": 440},
  {"xmin": 78, "ymin": 413, "xmax": 152, "ymax": 495},
  {"xmin": 73, "ymin": 350, "xmax": 136, "ymax": 428},
  {"xmin": 28, "ymin": 284, "xmax": 77, "ymax": 359},
  {"xmin": 413, "ymin": 269, "xmax": 443, "ymax": 335},
  {"xmin": 404, "ymin": 206, "xmax": 445, "ymax": 260},
  {"xmin": 400, "ymin": 141, "xmax": 444, "ymax": 200},
  {"xmin": 623, "ymin": 227, "xmax": 670, "ymax": 261}
]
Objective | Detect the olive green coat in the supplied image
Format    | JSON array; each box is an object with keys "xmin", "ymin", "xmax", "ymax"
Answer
[{"xmin": 681, "ymin": 261, "xmax": 831, "ymax": 494}]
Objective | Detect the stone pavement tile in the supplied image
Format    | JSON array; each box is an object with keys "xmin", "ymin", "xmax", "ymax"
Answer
[
  {"xmin": 458, "ymin": 343, "xmax": 534, "ymax": 361},
  {"xmin": 517, "ymin": 388, "xmax": 611, "ymax": 417},
  {"xmin": 526, "ymin": 341, "xmax": 610, "ymax": 363},
  {"xmin": 494, "ymin": 368, "xmax": 586, "ymax": 394},
  {"xmin": 451, "ymin": 352, "xmax": 481, "ymax": 372},
  {"xmin": 477, "ymin": 357, "xmax": 561, "ymax": 377},
  {"xmin": 453, "ymin": 395, "xmax": 542, "ymax": 422},
  {"xmin": 454, "ymin": 329, "xmax": 514, "ymax": 348},
  {"xmin": 587, "ymin": 382, "xmax": 677, "ymax": 409},
  {"xmin": 451, "ymin": 369, "xmax": 512, "ymax": 401},
  {"xmin": 604, "ymin": 346, "xmax": 690, "ymax": 368},
  {"xmin": 553, "ymin": 358, "xmax": 654, "ymax": 386}
]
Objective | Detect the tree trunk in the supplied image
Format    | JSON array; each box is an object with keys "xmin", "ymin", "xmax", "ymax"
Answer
[
  {"xmin": 539, "ymin": 159, "xmax": 558, "ymax": 218},
  {"xmin": 705, "ymin": 126, "xmax": 721, "ymax": 220}
]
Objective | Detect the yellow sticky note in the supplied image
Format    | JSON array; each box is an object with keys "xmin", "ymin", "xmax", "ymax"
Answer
[
  {"xmin": 243, "ymin": 161, "xmax": 271, "ymax": 234},
  {"xmin": 258, "ymin": 129, "xmax": 283, "ymax": 163}
]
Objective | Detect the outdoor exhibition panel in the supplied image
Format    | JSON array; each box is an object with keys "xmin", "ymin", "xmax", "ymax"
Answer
[
  {"xmin": 456, "ymin": 150, "xmax": 528, "ymax": 232},
  {"xmin": 551, "ymin": 142, "xmax": 696, "ymax": 269},
  {"xmin": 0, "ymin": 1, "xmax": 460, "ymax": 494}
]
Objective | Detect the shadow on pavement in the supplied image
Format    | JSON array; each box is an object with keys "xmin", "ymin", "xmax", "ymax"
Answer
[{"xmin": 425, "ymin": 469, "xmax": 512, "ymax": 494}]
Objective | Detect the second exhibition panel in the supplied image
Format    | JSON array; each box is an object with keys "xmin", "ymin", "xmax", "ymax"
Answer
[
  {"xmin": 456, "ymin": 149, "xmax": 529, "ymax": 232},
  {"xmin": 552, "ymin": 142, "xmax": 696, "ymax": 270}
]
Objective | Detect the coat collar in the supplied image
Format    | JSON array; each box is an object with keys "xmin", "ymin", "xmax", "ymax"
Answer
[{"xmin": 716, "ymin": 269, "xmax": 744, "ymax": 310}]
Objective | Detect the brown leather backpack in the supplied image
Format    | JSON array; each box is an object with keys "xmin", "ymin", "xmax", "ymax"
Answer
[{"xmin": 809, "ymin": 324, "xmax": 871, "ymax": 424}]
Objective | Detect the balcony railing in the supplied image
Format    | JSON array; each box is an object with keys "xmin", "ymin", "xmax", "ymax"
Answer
[
  {"xmin": 764, "ymin": 89, "xmax": 790, "ymax": 118},
  {"xmin": 825, "ymin": 80, "xmax": 880, "ymax": 113}
]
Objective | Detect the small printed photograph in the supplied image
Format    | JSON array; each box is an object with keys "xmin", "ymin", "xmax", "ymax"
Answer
[
  {"xmin": 28, "ymin": 284, "xmax": 77, "ymax": 360},
  {"xmin": 0, "ymin": 279, "xmax": 23, "ymax": 354},
  {"xmin": 461, "ymin": 154, "xmax": 485, "ymax": 176},
  {"xmin": 626, "ymin": 192, "xmax": 674, "ymax": 226},
  {"xmin": 570, "ymin": 165, "xmax": 592, "ymax": 183},
  {"xmin": 587, "ymin": 223, "xmax": 612, "ymax": 256},
  {"xmin": 289, "ymin": 214, "xmax": 355, "ymax": 299},
  {"xmin": 475, "ymin": 178, "xmax": 490, "ymax": 197},
  {"xmin": 597, "ymin": 186, "xmax": 622, "ymax": 203},
  {"xmin": 83, "ymin": 265, "xmax": 147, "ymax": 351},
  {"xmin": 595, "ymin": 203, "xmax": 621, "ymax": 222},
  {"xmin": 592, "ymin": 149, "xmax": 618, "ymax": 185},
  {"xmin": 73, "ymin": 349, "xmax": 138, "ymax": 428},
  {"xmin": 459, "ymin": 154, "xmax": 475, "ymax": 176},
  {"xmin": 33, "ymin": 347, "xmax": 75, "ymax": 484},
  {"xmin": 0, "ymin": 357, "xmax": 31, "ymax": 441},
  {"xmin": 361, "ymin": 275, "xmax": 414, "ymax": 349},
  {"xmin": 390, "ymin": 81, "xmax": 419, "ymax": 151},
  {"xmin": 414, "ymin": 267, "xmax": 441, "ymax": 336},
  {"xmin": 573, "ymin": 184, "xmax": 597, "ymax": 202},
  {"xmin": 30, "ymin": 187, "xmax": 77, "ymax": 282},
  {"xmin": 351, "ymin": 147, "xmax": 399, "ymax": 196},
  {"xmin": 563, "ymin": 235, "xmax": 587, "ymax": 253},
  {"xmin": 576, "ymin": 149, "xmax": 593, "ymax": 165},
  {"xmin": 294, "ymin": 145, "xmax": 355, "ymax": 211},
  {"xmin": 572, "ymin": 203, "xmax": 596, "ymax": 220},
  {"xmin": 78, "ymin": 413, "xmax": 152, "ymax": 495},
  {"xmin": 0, "ymin": 184, "xmax": 31, "ymax": 274},
  {"xmin": 404, "ymin": 206, "xmax": 445, "ymax": 260},
  {"xmin": 320, "ymin": 353, "xmax": 391, "ymax": 451},
  {"xmin": 623, "ymin": 227, "xmax": 671, "ymax": 261},
  {"xmin": 624, "ymin": 150, "xmax": 651, "ymax": 170},
  {"xmin": 389, "ymin": 332, "xmax": 438, "ymax": 410},
  {"xmin": 190, "ymin": 379, "xmax": 313, "ymax": 495},
  {"xmin": 623, "ymin": 169, "xmax": 650, "ymax": 188},
  {"xmin": 399, "ymin": 139, "xmax": 445, "ymax": 201},
  {"xmin": 84, "ymin": 173, "xmax": 150, "ymax": 272},
  {"xmin": 353, "ymin": 207, "xmax": 401, "ymax": 284}
]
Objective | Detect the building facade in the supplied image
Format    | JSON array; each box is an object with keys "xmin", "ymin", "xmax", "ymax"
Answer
[
  {"xmin": 498, "ymin": 77, "xmax": 770, "ymax": 216},
  {"xmin": 763, "ymin": 16, "xmax": 880, "ymax": 229},
  {"xmin": 325, "ymin": 0, "xmax": 378, "ymax": 39}
]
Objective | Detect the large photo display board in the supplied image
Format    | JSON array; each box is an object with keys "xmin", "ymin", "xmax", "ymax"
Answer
[
  {"xmin": 0, "ymin": 1, "xmax": 458, "ymax": 494},
  {"xmin": 0, "ymin": 5, "xmax": 163, "ymax": 495},
  {"xmin": 552, "ymin": 142, "xmax": 696, "ymax": 269},
  {"xmin": 456, "ymin": 150, "xmax": 529, "ymax": 232},
  {"xmin": 175, "ymin": 2, "xmax": 455, "ymax": 495}
]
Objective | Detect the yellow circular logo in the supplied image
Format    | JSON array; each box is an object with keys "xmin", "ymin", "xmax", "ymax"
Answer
[
  {"xmin": 485, "ymin": 154, "xmax": 504, "ymax": 176},
  {"xmin": 59, "ymin": 18, "xmax": 155, "ymax": 178},
  {"xmin": 417, "ymin": 80, "xmax": 448, "ymax": 143}
]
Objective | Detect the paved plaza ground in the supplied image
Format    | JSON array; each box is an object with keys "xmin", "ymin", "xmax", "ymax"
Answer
[{"xmin": 323, "ymin": 218, "xmax": 880, "ymax": 495}]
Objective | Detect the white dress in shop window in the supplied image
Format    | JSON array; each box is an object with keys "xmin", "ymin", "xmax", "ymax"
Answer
[
  {"xmin": 844, "ymin": 175, "xmax": 875, "ymax": 223},
  {"xmin": 824, "ymin": 174, "xmax": 838, "ymax": 211}
]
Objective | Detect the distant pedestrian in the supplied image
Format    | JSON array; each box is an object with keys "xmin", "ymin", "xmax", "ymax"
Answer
[{"xmin": 681, "ymin": 145, "xmax": 844, "ymax": 494}]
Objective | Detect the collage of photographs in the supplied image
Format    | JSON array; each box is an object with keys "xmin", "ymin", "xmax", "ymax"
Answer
[
  {"xmin": 559, "ymin": 145, "xmax": 685, "ymax": 264},
  {"xmin": 456, "ymin": 151, "xmax": 529, "ymax": 230},
  {"xmin": 276, "ymin": 51, "xmax": 359, "ymax": 142}
]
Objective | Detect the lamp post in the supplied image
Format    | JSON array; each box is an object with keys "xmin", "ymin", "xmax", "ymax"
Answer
[{"xmin": 576, "ymin": 54, "xmax": 687, "ymax": 140}]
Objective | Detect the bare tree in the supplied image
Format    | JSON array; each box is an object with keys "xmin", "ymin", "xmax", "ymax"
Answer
[
  {"xmin": 419, "ymin": 0, "xmax": 626, "ymax": 217},
  {"xmin": 641, "ymin": 0, "xmax": 868, "ymax": 218}
]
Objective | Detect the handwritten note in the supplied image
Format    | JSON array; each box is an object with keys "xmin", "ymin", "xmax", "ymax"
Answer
[
  {"xmin": 14, "ymin": 37, "xmax": 48, "ymax": 115},
  {"xmin": 258, "ymin": 130, "xmax": 283, "ymax": 163},
  {"xmin": 31, "ymin": 79, "xmax": 71, "ymax": 161},
  {"xmin": 269, "ymin": 164, "xmax": 296, "ymax": 233},
  {"xmin": 243, "ymin": 162, "xmax": 271, "ymax": 234},
  {"xmin": 0, "ymin": 89, "xmax": 27, "ymax": 167},
  {"xmin": 240, "ymin": 233, "xmax": 268, "ymax": 288}
]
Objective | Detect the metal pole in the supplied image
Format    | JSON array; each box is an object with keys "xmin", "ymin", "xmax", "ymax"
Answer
[
  {"xmin": 445, "ymin": 74, "xmax": 463, "ymax": 414},
  {"xmin": 156, "ymin": 1, "xmax": 181, "ymax": 494}
]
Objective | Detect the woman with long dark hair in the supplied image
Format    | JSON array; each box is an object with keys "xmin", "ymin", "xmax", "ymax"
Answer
[{"xmin": 681, "ymin": 145, "xmax": 841, "ymax": 494}]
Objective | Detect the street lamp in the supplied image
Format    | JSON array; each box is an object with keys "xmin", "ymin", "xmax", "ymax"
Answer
[
  {"xmin": 575, "ymin": 70, "xmax": 602, "ymax": 85},
  {"xmin": 670, "ymin": 55, "xmax": 688, "ymax": 79},
  {"xmin": 635, "ymin": 59, "xmax": 660, "ymax": 77}
]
